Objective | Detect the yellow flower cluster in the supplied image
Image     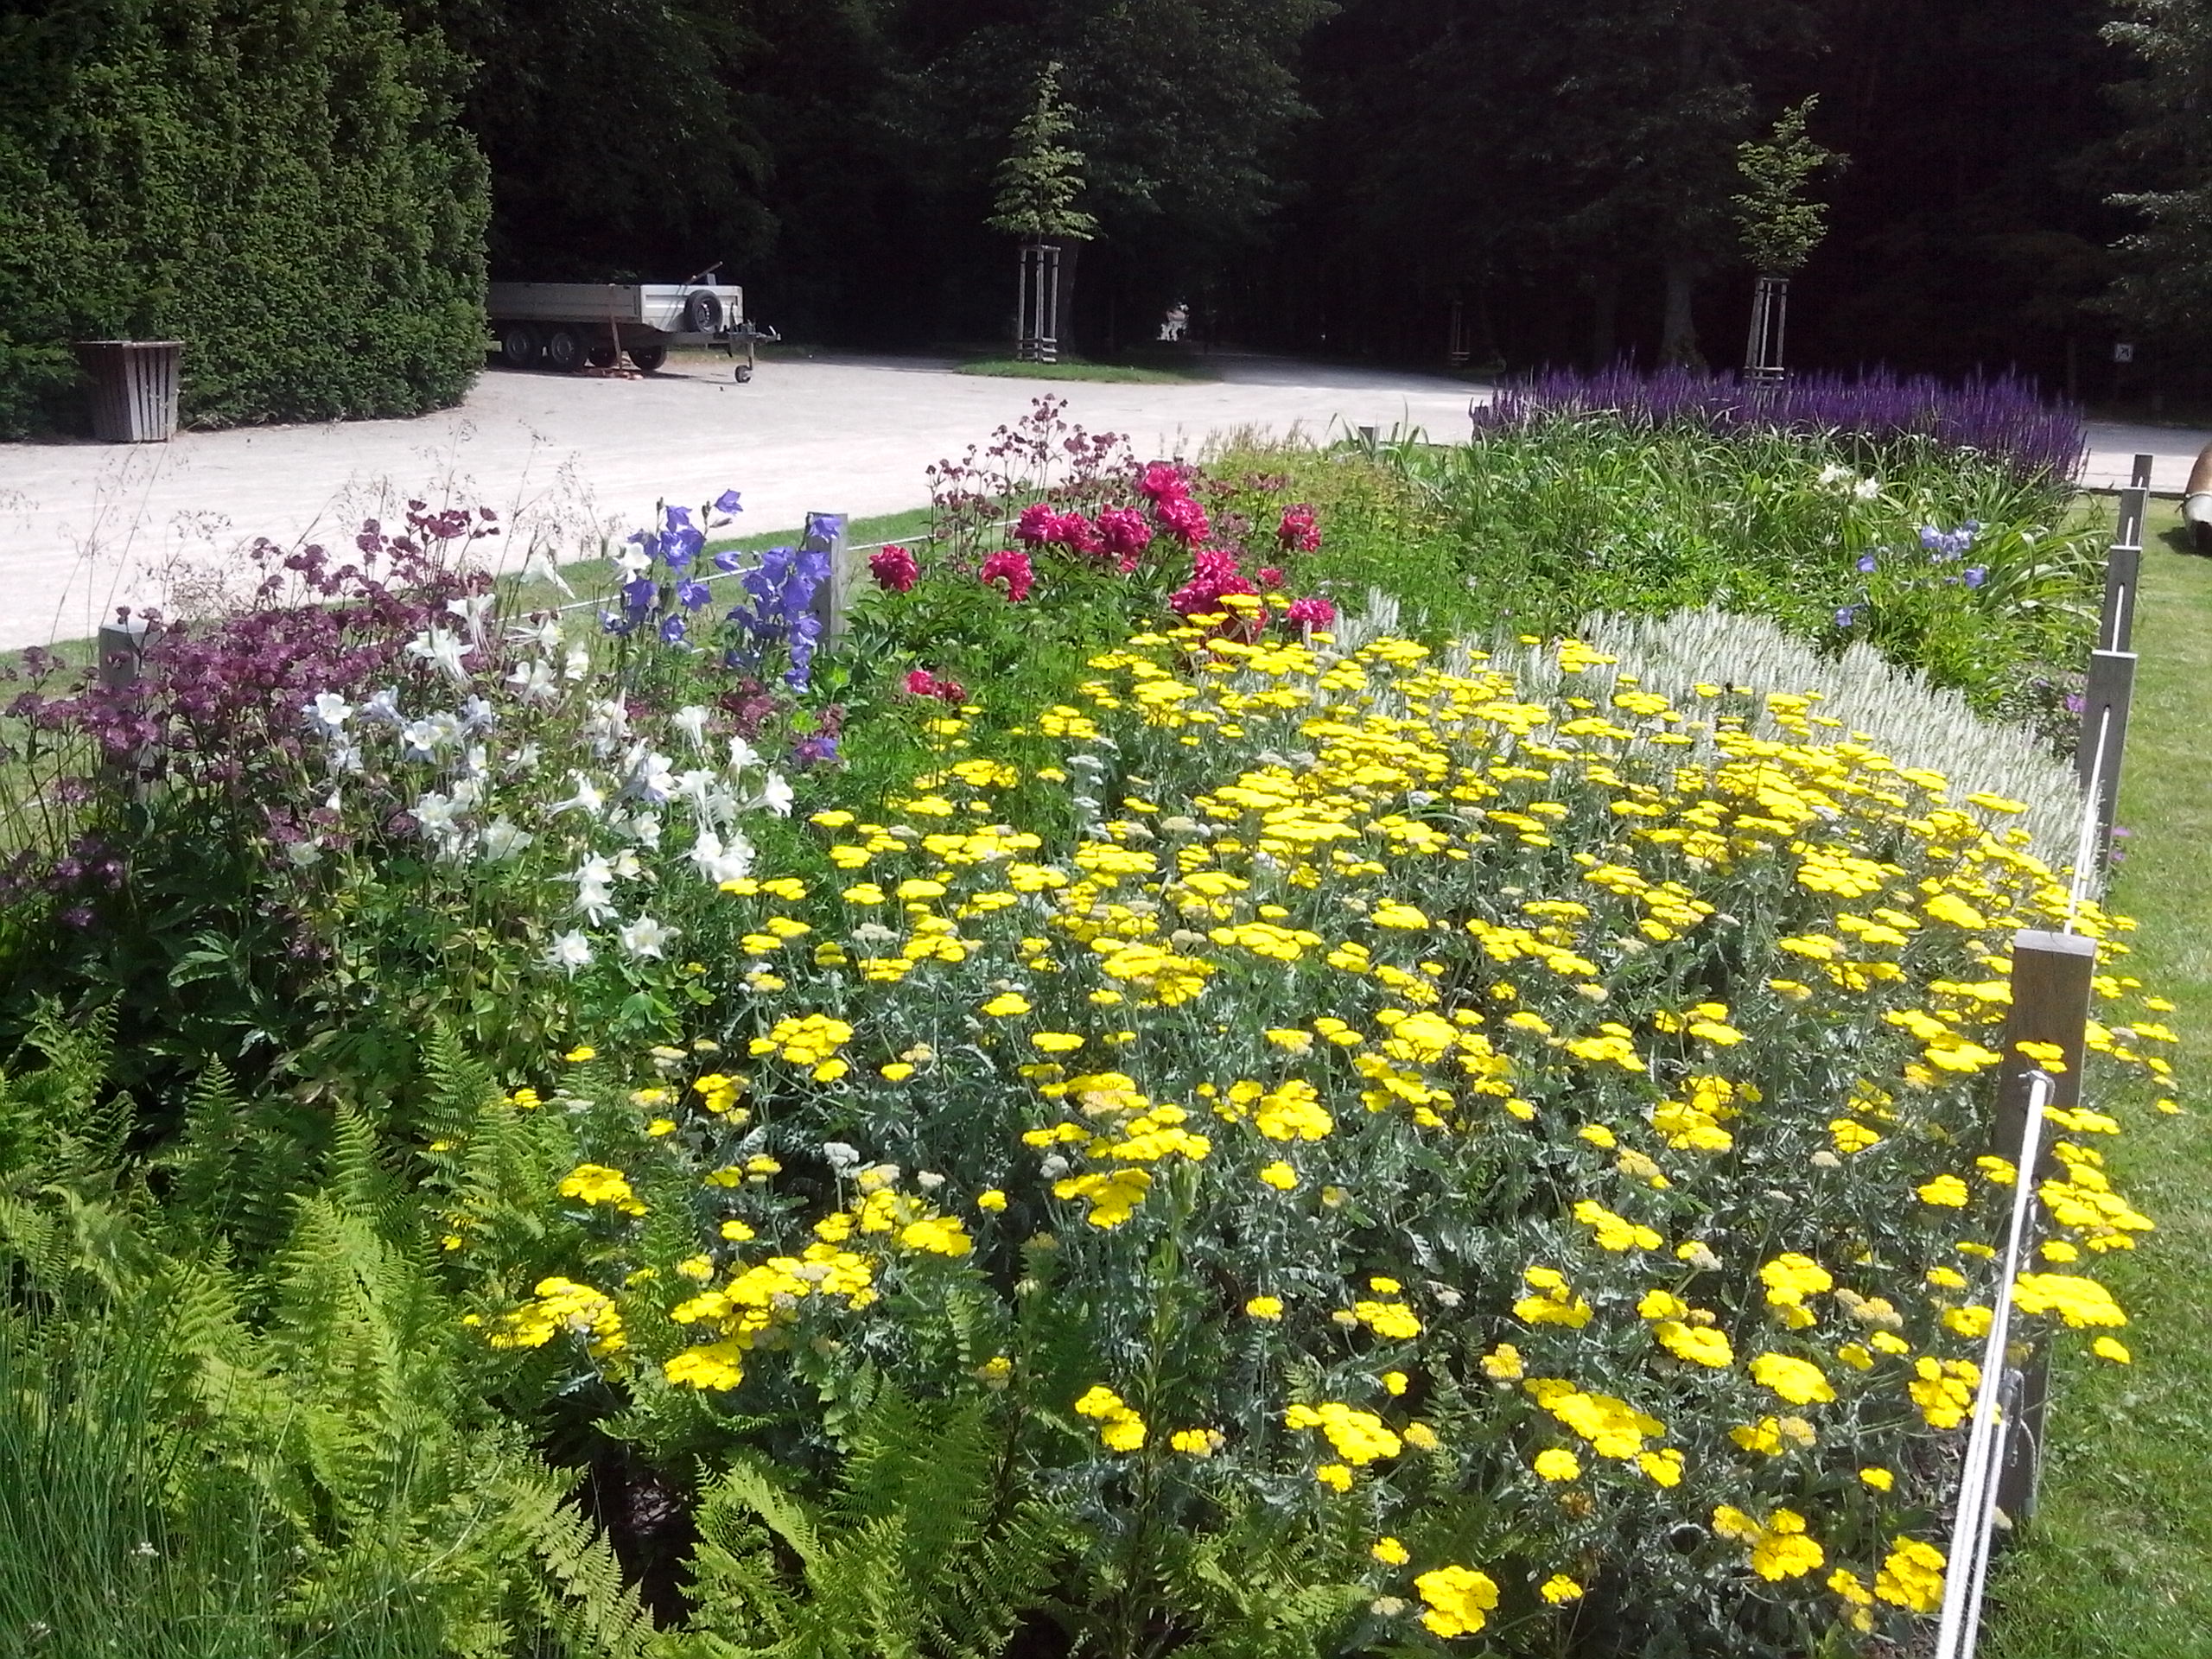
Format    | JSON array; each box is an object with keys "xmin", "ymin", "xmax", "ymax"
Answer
[{"xmin": 486, "ymin": 1275, "xmax": 626, "ymax": 1357}]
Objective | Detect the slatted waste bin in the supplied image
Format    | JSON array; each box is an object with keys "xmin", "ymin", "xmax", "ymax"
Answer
[{"xmin": 73, "ymin": 340, "xmax": 183, "ymax": 442}]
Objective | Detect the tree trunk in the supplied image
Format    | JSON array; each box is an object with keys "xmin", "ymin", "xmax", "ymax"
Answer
[
  {"xmin": 1054, "ymin": 241, "xmax": 1082, "ymax": 357},
  {"xmin": 1659, "ymin": 256, "xmax": 1704, "ymax": 368}
]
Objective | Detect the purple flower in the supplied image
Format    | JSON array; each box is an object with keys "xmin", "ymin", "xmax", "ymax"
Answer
[
  {"xmin": 621, "ymin": 576, "xmax": 657, "ymax": 613},
  {"xmin": 1855, "ymin": 553, "xmax": 1878, "ymax": 575},
  {"xmin": 660, "ymin": 526, "xmax": 704, "ymax": 569},
  {"xmin": 659, "ymin": 614, "xmax": 688, "ymax": 645},
  {"xmin": 677, "ymin": 579, "xmax": 712, "ymax": 608},
  {"xmin": 714, "ymin": 489, "xmax": 743, "ymax": 514},
  {"xmin": 714, "ymin": 549, "xmax": 744, "ymax": 573},
  {"xmin": 1834, "ymin": 605, "xmax": 1859, "ymax": 628},
  {"xmin": 664, "ymin": 505, "xmax": 694, "ymax": 531},
  {"xmin": 1962, "ymin": 566, "xmax": 1986, "ymax": 588}
]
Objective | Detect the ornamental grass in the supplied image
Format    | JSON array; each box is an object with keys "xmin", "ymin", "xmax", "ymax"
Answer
[{"xmin": 461, "ymin": 618, "xmax": 2168, "ymax": 1657}]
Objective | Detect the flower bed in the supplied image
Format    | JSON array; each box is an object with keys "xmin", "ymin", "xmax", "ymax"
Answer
[
  {"xmin": 0, "ymin": 391, "xmax": 2169, "ymax": 1658},
  {"xmin": 461, "ymin": 620, "xmax": 2167, "ymax": 1656}
]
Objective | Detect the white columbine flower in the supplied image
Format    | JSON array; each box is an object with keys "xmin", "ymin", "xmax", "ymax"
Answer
[
  {"xmin": 548, "ymin": 772, "xmax": 606, "ymax": 818},
  {"xmin": 508, "ymin": 741, "xmax": 542, "ymax": 774},
  {"xmin": 303, "ymin": 692, "xmax": 353, "ymax": 735},
  {"xmin": 626, "ymin": 747, "xmax": 677, "ymax": 804},
  {"xmin": 618, "ymin": 914, "xmax": 677, "ymax": 959},
  {"xmin": 405, "ymin": 626, "xmax": 472, "ymax": 684},
  {"xmin": 546, "ymin": 931, "xmax": 594, "ymax": 972},
  {"xmin": 360, "ymin": 688, "xmax": 404, "ymax": 725},
  {"xmin": 753, "ymin": 772, "xmax": 793, "ymax": 817},
  {"xmin": 689, "ymin": 829, "xmax": 754, "ymax": 886},
  {"xmin": 563, "ymin": 646, "xmax": 590, "ymax": 683},
  {"xmin": 585, "ymin": 700, "xmax": 631, "ymax": 756},
  {"xmin": 1853, "ymin": 476, "xmax": 1882, "ymax": 500},
  {"xmin": 507, "ymin": 658, "xmax": 557, "ymax": 703},
  {"xmin": 284, "ymin": 839, "xmax": 323, "ymax": 868},
  {"xmin": 411, "ymin": 791, "xmax": 463, "ymax": 842},
  {"xmin": 445, "ymin": 593, "xmax": 494, "ymax": 639},
  {"xmin": 480, "ymin": 817, "xmax": 533, "ymax": 861},
  {"xmin": 671, "ymin": 704, "xmax": 713, "ymax": 751},
  {"xmin": 728, "ymin": 734, "xmax": 760, "ymax": 771},
  {"xmin": 328, "ymin": 741, "xmax": 364, "ymax": 774}
]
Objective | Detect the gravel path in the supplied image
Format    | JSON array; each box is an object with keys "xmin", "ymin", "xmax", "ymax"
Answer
[
  {"xmin": 0, "ymin": 353, "xmax": 1474, "ymax": 650},
  {"xmin": 0, "ymin": 350, "xmax": 2198, "ymax": 651}
]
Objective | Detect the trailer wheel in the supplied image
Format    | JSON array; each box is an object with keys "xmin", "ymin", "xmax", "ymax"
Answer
[
  {"xmin": 498, "ymin": 321, "xmax": 540, "ymax": 370},
  {"xmin": 734, "ymin": 364, "xmax": 753, "ymax": 383},
  {"xmin": 587, "ymin": 336, "xmax": 619, "ymax": 369},
  {"xmin": 543, "ymin": 326, "xmax": 587, "ymax": 373},
  {"xmin": 683, "ymin": 290, "xmax": 723, "ymax": 334},
  {"xmin": 628, "ymin": 340, "xmax": 669, "ymax": 373}
]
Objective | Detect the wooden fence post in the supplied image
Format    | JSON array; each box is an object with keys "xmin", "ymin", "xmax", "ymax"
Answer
[
  {"xmin": 96, "ymin": 618, "xmax": 159, "ymax": 793},
  {"xmin": 2074, "ymin": 649, "xmax": 2136, "ymax": 855},
  {"xmin": 2099, "ymin": 487, "xmax": 2145, "ymax": 653},
  {"xmin": 1990, "ymin": 929, "xmax": 2097, "ymax": 1524},
  {"xmin": 804, "ymin": 512, "xmax": 851, "ymax": 649}
]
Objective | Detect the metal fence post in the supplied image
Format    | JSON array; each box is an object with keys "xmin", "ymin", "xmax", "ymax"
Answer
[
  {"xmin": 2129, "ymin": 451, "xmax": 2154, "ymax": 493},
  {"xmin": 2074, "ymin": 649, "xmax": 2136, "ymax": 856},
  {"xmin": 1990, "ymin": 929, "xmax": 2097, "ymax": 1524},
  {"xmin": 804, "ymin": 512, "xmax": 851, "ymax": 649}
]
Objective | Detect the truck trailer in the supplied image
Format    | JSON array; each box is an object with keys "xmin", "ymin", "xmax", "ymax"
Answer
[{"xmin": 486, "ymin": 278, "xmax": 774, "ymax": 379}]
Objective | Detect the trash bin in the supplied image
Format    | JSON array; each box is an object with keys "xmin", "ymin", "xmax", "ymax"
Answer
[{"xmin": 73, "ymin": 340, "xmax": 183, "ymax": 442}]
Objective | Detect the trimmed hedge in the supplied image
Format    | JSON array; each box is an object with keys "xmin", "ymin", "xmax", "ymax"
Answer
[{"xmin": 0, "ymin": 0, "xmax": 488, "ymax": 435}]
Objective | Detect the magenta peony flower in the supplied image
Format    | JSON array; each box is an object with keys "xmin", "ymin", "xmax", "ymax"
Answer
[
  {"xmin": 1255, "ymin": 565, "xmax": 1285, "ymax": 588},
  {"xmin": 980, "ymin": 549, "xmax": 1035, "ymax": 602},
  {"xmin": 1095, "ymin": 505, "xmax": 1154, "ymax": 569},
  {"xmin": 869, "ymin": 545, "xmax": 921, "ymax": 593},
  {"xmin": 1135, "ymin": 461, "xmax": 1190, "ymax": 502},
  {"xmin": 1276, "ymin": 504, "xmax": 1320, "ymax": 552},
  {"xmin": 1284, "ymin": 594, "xmax": 1336, "ymax": 628},
  {"xmin": 1014, "ymin": 502, "xmax": 1058, "ymax": 544},
  {"xmin": 1154, "ymin": 493, "xmax": 1210, "ymax": 544}
]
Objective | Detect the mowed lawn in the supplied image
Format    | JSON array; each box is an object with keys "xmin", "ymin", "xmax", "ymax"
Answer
[{"xmin": 1987, "ymin": 503, "xmax": 2212, "ymax": 1657}]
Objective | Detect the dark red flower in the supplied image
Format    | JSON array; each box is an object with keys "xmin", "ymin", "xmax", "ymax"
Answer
[
  {"xmin": 1276, "ymin": 504, "xmax": 1321, "ymax": 553},
  {"xmin": 869, "ymin": 545, "xmax": 921, "ymax": 593}
]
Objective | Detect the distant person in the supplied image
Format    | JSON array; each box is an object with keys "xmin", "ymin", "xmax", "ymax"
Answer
[{"xmin": 1159, "ymin": 302, "xmax": 1188, "ymax": 343}]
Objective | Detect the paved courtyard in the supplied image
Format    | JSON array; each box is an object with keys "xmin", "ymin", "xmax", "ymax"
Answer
[{"xmin": 0, "ymin": 350, "xmax": 2198, "ymax": 650}]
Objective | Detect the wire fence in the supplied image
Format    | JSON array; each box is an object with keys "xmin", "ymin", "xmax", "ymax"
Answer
[{"xmin": 1934, "ymin": 451, "xmax": 2152, "ymax": 1659}]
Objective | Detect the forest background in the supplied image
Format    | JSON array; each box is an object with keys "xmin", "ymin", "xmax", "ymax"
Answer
[{"xmin": 4, "ymin": 0, "xmax": 2210, "ymax": 424}]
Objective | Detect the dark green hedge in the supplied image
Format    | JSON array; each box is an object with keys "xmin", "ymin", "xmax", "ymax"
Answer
[{"xmin": 0, "ymin": 0, "xmax": 488, "ymax": 435}]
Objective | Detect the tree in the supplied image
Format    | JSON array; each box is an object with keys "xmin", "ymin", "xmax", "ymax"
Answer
[
  {"xmin": 425, "ymin": 0, "xmax": 773, "ymax": 282},
  {"xmin": 987, "ymin": 60, "xmax": 1097, "ymax": 241},
  {"xmin": 2103, "ymin": 0, "xmax": 2212, "ymax": 342},
  {"xmin": 1733, "ymin": 97, "xmax": 1841, "ymax": 276}
]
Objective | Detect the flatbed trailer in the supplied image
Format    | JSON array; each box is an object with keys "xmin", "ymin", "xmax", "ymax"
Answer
[{"xmin": 485, "ymin": 280, "xmax": 776, "ymax": 379}]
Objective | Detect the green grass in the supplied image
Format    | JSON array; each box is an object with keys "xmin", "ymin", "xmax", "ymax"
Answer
[
  {"xmin": 954, "ymin": 354, "xmax": 1217, "ymax": 385},
  {"xmin": 1985, "ymin": 499, "xmax": 2212, "ymax": 1658}
]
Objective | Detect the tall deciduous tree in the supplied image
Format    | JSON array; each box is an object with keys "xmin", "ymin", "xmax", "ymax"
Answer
[
  {"xmin": 1733, "ymin": 97, "xmax": 1841, "ymax": 276},
  {"xmin": 426, "ymin": 0, "xmax": 773, "ymax": 280},
  {"xmin": 987, "ymin": 60, "xmax": 1096, "ymax": 241},
  {"xmin": 2104, "ymin": 0, "xmax": 2212, "ymax": 341}
]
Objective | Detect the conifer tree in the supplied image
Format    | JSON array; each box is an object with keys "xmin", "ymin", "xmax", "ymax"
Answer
[{"xmin": 987, "ymin": 61, "xmax": 1097, "ymax": 242}]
